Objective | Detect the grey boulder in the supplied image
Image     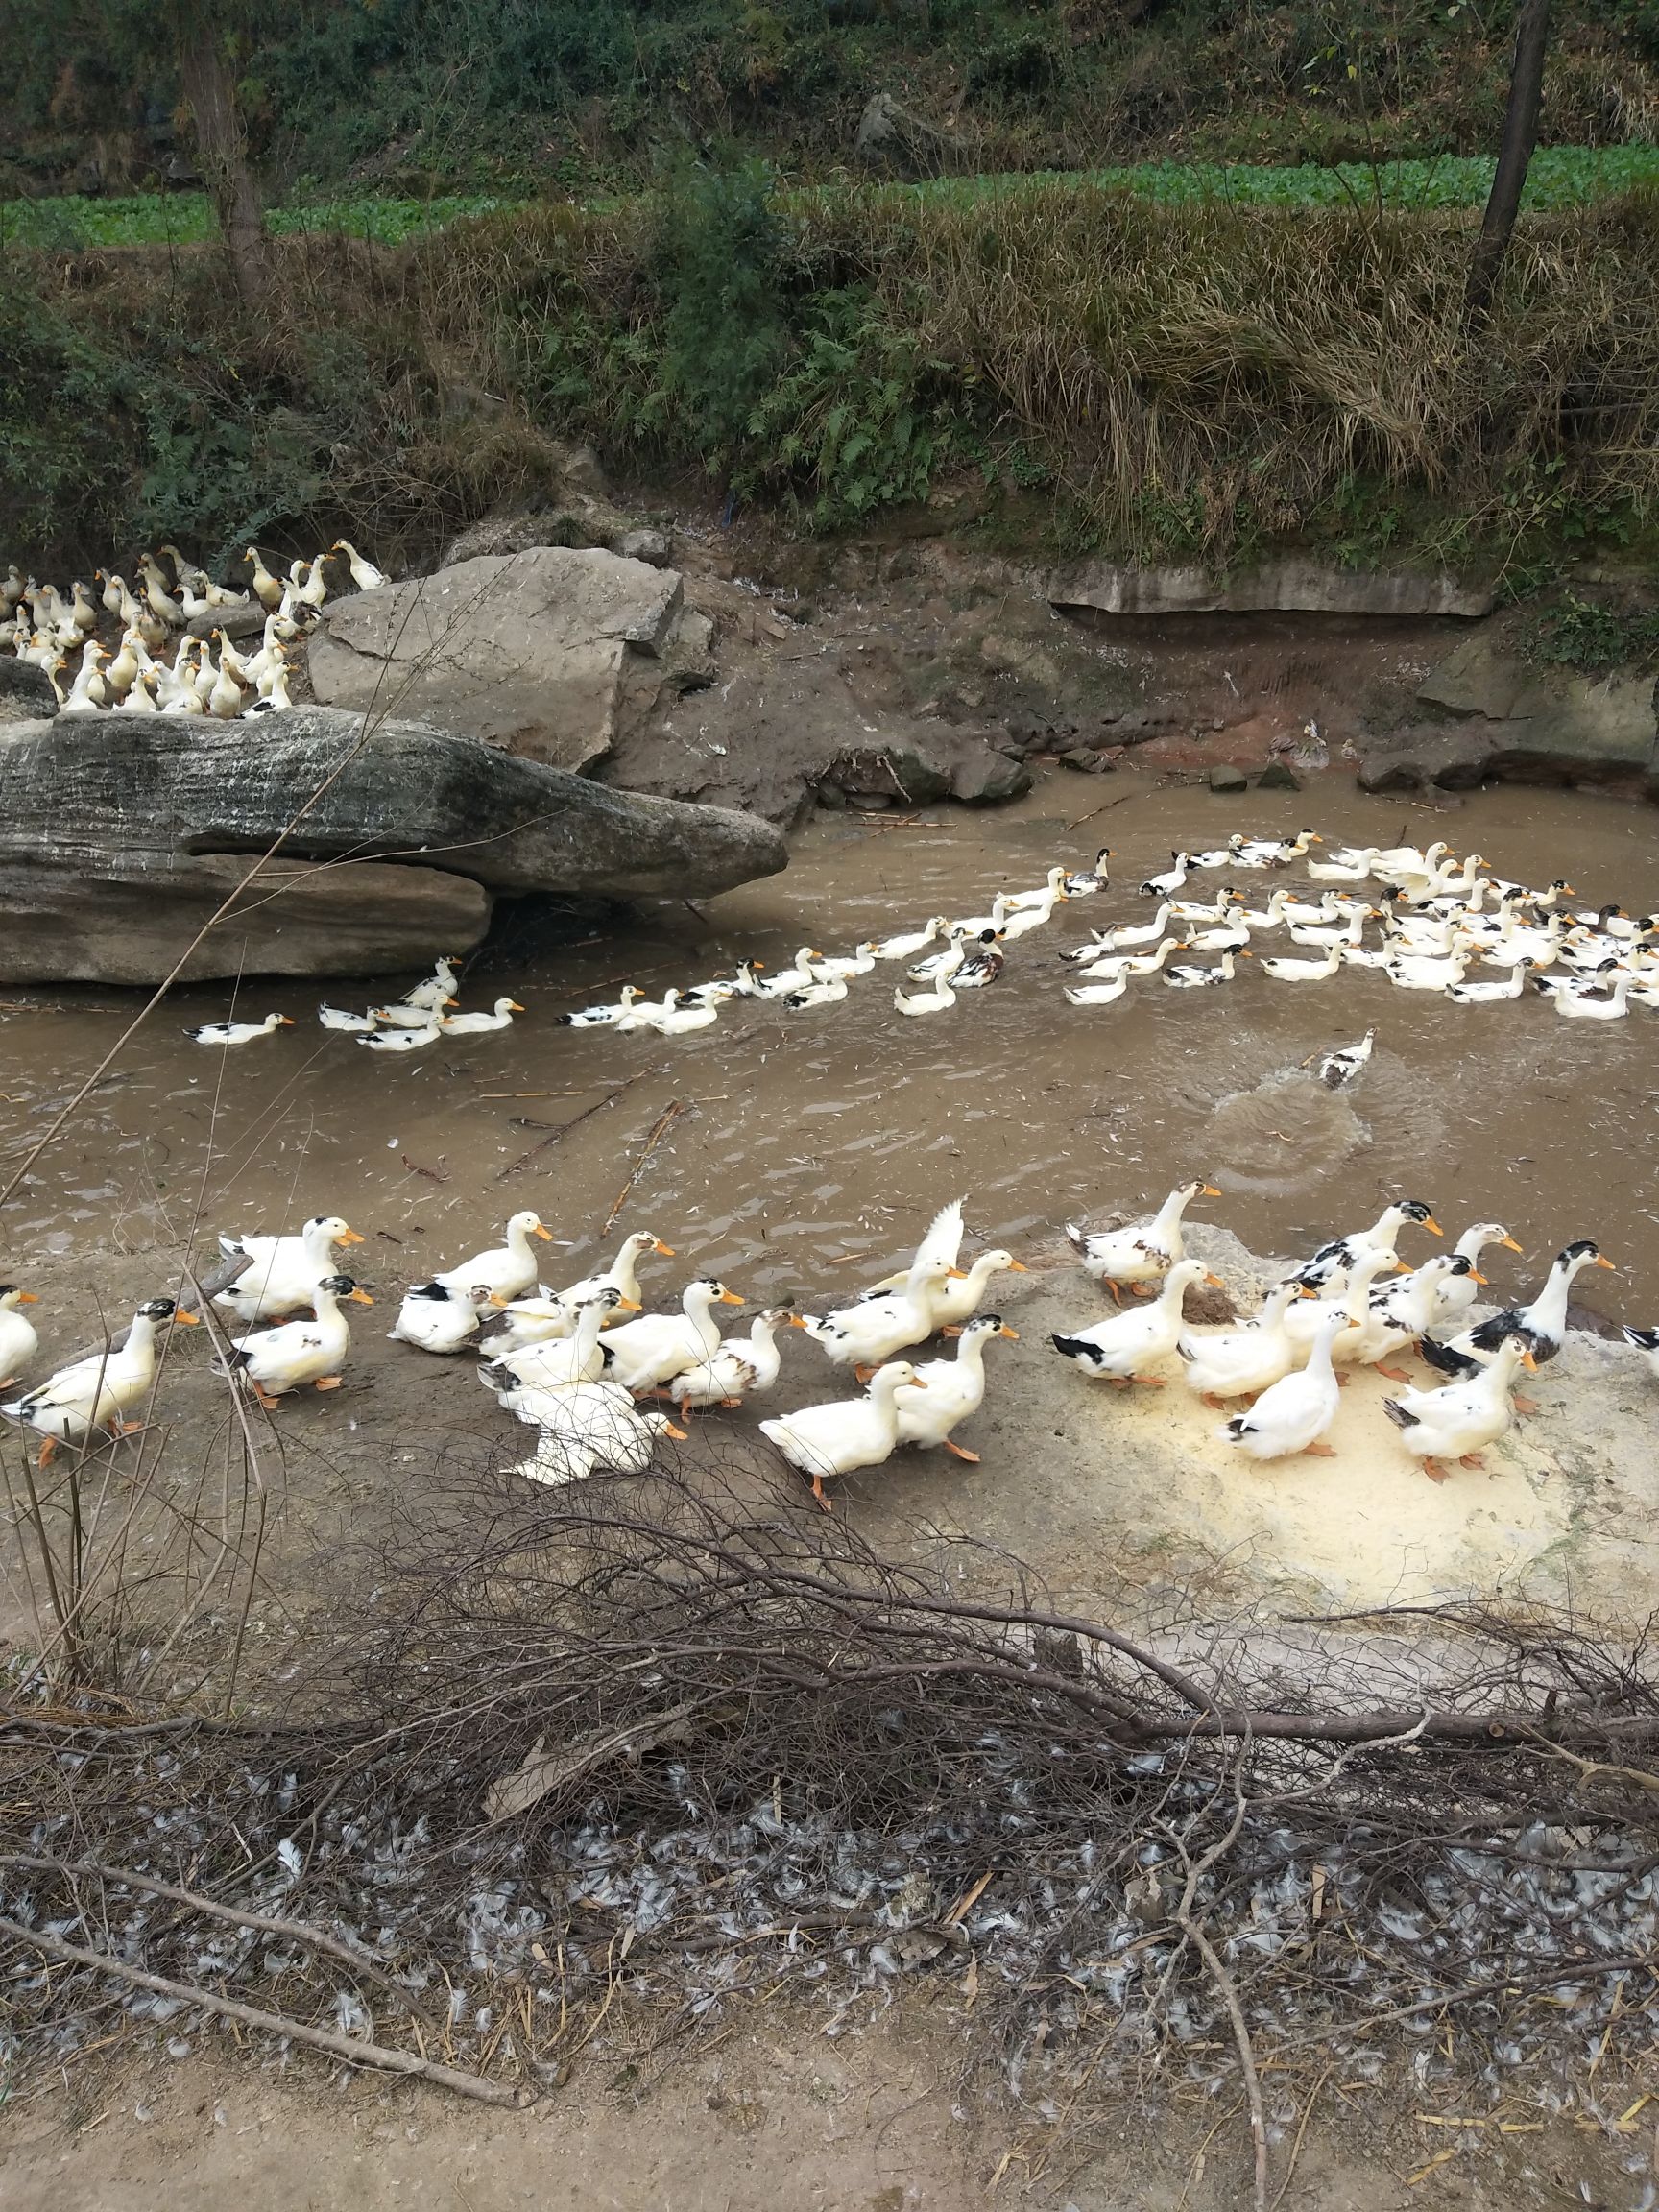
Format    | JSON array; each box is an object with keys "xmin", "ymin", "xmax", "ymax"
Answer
[
  {"xmin": 0, "ymin": 705, "xmax": 786, "ymax": 983},
  {"xmin": 307, "ymin": 545, "xmax": 708, "ymax": 773}
]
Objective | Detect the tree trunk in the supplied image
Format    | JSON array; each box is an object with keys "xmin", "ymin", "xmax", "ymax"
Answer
[
  {"xmin": 1464, "ymin": 0, "xmax": 1551, "ymax": 326},
  {"xmin": 177, "ymin": 34, "xmax": 269, "ymax": 296}
]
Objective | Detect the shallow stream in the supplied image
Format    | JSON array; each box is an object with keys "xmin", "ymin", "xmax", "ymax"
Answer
[{"xmin": 5, "ymin": 773, "xmax": 1657, "ymax": 1325}]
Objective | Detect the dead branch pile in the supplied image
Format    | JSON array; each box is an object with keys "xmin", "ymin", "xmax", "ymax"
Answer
[{"xmin": 6, "ymin": 1452, "xmax": 1659, "ymax": 2156}]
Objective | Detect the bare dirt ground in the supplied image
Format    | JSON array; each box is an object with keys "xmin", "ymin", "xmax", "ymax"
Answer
[{"xmin": 4, "ymin": 2011, "xmax": 1652, "ymax": 2212}]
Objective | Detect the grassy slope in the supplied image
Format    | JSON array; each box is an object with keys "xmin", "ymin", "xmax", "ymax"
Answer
[{"xmin": 4, "ymin": 178, "xmax": 1656, "ymax": 589}]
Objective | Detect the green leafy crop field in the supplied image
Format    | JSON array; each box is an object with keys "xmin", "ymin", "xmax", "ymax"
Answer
[{"xmin": 5, "ymin": 145, "xmax": 1656, "ymax": 250}]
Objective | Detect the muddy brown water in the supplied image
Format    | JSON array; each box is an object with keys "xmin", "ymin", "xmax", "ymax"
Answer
[{"xmin": 4, "ymin": 774, "xmax": 1659, "ymax": 1325}]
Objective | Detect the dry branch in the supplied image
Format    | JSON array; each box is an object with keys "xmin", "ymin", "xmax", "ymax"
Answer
[{"xmin": 0, "ymin": 1915, "xmax": 530, "ymax": 2107}]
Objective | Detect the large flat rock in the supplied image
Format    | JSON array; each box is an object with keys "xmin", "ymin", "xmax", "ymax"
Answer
[
  {"xmin": 0, "ymin": 852, "xmax": 490, "ymax": 985},
  {"xmin": 0, "ymin": 706, "xmax": 786, "ymax": 982},
  {"xmin": 308, "ymin": 546, "xmax": 687, "ymax": 772},
  {"xmin": 1417, "ymin": 634, "xmax": 1659, "ymax": 785},
  {"xmin": 1049, "ymin": 560, "xmax": 1493, "ymax": 620}
]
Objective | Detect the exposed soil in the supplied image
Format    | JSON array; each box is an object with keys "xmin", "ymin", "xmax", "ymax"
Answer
[
  {"xmin": 607, "ymin": 530, "xmax": 1471, "ymax": 825},
  {"xmin": 4, "ymin": 2009, "xmax": 1654, "ymax": 2212},
  {"xmin": 8, "ymin": 711, "xmax": 1659, "ymax": 2198}
]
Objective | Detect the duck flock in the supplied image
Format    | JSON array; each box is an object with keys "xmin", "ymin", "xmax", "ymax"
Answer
[
  {"xmin": 199, "ymin": 826, "xmax": 1650, "ymax": 1048},
  {"xmin": 3, "ymin": 539, "xmax": 383, "ymax": 720},
  {"xmin": 0, "ymin": 1153, "xmax": 1648, "ymax": 1499}
]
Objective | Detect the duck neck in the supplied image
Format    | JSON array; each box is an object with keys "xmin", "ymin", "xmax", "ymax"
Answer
[
  {"xmin": 1260, "ymin": 1284, "xmax": 1298, "ymax": 1329},
  {"xmin": 953, "ymin": 1330, "xmax": 989, "ymax": 1379},
  {"xmin": 869, "ymin": 1367, "xmax": 908, "ymax": 1421},
  {"xmin": 1305, "ymin": 1324, "xmax": 1340, "ymax": 1382},
  {"xmin": 122, "ymin": 1313, "xmax": 159, "ymax": 1367},
  {"xmin": 1152, "ymin": 1189, "xmax": 1191, "ymax": 1239},
  {"xmin": 685, "ymin": 1286, "xmax": 722, "ymax": 1349},
  {"xmin": 1531, "ymin": 1257, "xmax": 1585, "ymax": 1333}
]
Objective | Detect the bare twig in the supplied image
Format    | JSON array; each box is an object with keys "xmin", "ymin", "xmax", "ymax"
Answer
[
  {"xmin": 0, "ymin": 1915, "xmax": 529, "ymax": 2107},
  {"xmin": 0, "ymin": 1853, "xmax": 424, "ymax": 2018},
  {"xmin": 496, "ymin": 1075, "xmax": 642, "ymax": 1182},
  {"xmin": 599, "ymin": 1099, "xmax": 689, "ymax": 1234}
]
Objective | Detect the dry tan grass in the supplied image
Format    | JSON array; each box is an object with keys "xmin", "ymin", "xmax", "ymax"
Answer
[{"xmin": 13, "ymin": 186, "xmax": 1659, "ymax": 568}]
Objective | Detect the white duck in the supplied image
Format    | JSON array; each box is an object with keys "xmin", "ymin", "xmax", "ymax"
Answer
[
  {"xmin": 784, "ymin": 975, "xmax": 849, "ymax": 1011},
  {"xmin": 1217, "ymin": 1308, "xmax": 1345, "ymax": 1460},
  {"xmin": 629, "ymin": 987, "xmax": 720, "ymax": 1035},
  {"xmin": 1383, "ymin": 1335, "xmax": 1536, "ymax": 1481},
  {"xmin": 561, "ymin": 986, "xmax": 644, "ymax": 1029},
  {"xmin": 1066, "ymin": 902, "xmax": 1175, "ymax": 958},
  {"xmin": 1287, "ymin": 1199, "xmax": 1440, "ymax": 1293},
  {"xmin": 754, "ymin": 949, "xmax": 824, "ymax": 998},
  {"xmin": 800, "ymin": 1253, "xmax": 956, "ymax": 1374},
  {"xmin": 508, "ymin": 1386, "xmax": 685, "ymax": 1485},
  {"xmin": 668, "ymin": 1306, "xmax": 799, "ymax": 1411},
  {"xmin": 1259, "ymin": 942, "xmax": 1343, "ymax": 983},
  {"xmin": 893, "ymin": 1312, "xmax": 1017, "ymax": 1459},
  {"xmin": 920, "ymin": 1248, "xmax": 1027, "ymax": 1327},
  {"xmin": 358, "ymin": 1023, "xmax": 444, "ymax": 1053},
  {"xmin": 2, "ymin": 1298, "xmax": 199, "ymax": 1460},
  {"xmin": 1280, "ymin": 1247, "xmax": 1402, "ymax": 1359},
  {"xmin": 1140, "ymin": 854, "xmax": 1196, "ymax": 899},
  {"xmin": 1390, "ymin": 1222, "xmax": 1521, "ymax": 1329},
  {"xmin": 388, "ymin": 1280, "xmax": 500, "ymax": 1354},
  {"xmin": 1180, "ymin": 918, "xmax": 1254, "ymax": 955},
  {"xmin": 187, "ymin": 1012, "xmax": 295, "ymax": 1046},
  {"xmin": 332, "ymin": 539, "xmax": 388, "ymax": 591},
  {"xmin": 859, "ymin": 1199, "xmax": 965, "ymax": 1297},
  {"xmin": 1064, "ymin": 972, "xmax": 1129, "ymax": 1007},
  {"xmin": 433, "ymin": 1210, "xmax": 552, "ymax": 1302},
  {"xmin": 1309, "ymin": 846, "xmax": 1383, "ymax": 883},
  {"xmin": 1073, "ymin": 935, "xmax": 1188, "ymax": 982},
  {"xmin": 225, "ymin": 1275, "xmax": 373, "ymax": 1405},
  {"xmin": 1310, "ymin": 1028, "xmax": 1376, "ymax": 1090},
  {"xmin": 1348, "ymin": 1253, "xmax": 1477, "ymax": 1380},
  {"xmin": 812, "ymin": 943, "xmax": 880, "ymax": 982},
  {"xmin": 599, "ymin": 1279, "xmax": 746, "ymax": 1392},
  {"xmin": 0, "ymin": 1285, "xmax": 40, "ymax": 1387},
  {"xmin": 950, "ymin": 895, "xmax": 1019, "ymax": 939},
  {"xmin": 441, "ymin": 997, "xmax": 525, "ymax": 1036},
  {"xmin": 1235, "ymin": 830, "xmax": 1321, "ymax": 867},
  {"xmin": 759, "ymin": 1359, "xmax": 927, "ymax": 1507},
  {"xmin": 1444, "ymin": 962, "xmax": 1532, "ymax": 1004},
  {"xmin": 998, "ymin": 868, "xmax": 1070, "ymax": 936},
  {"xmin": 1049, "ymin": 1259, "xmax": 1221, "ymax": 1385},
  {"xmin": 1385, "ymin": 944, "xmax": 1472, "ymax": 992},
  {"xmin": 871, "ymin": 917, "xmax": 950, "ymax": 963},
  {"xmin": 894, "ymin": 940, "xmax": 965, "ymax": 1016},
  {"xmin": 1536, "ymin": 972, "xmax": 1634, "ymax": 1020},
  {"xmin": 318, "ymin": 1003, "xmax": 380, "ymax": 1033},
  {"xmin": 1164, "ymin": 949, "xmax": 1250, "ymax": 989},
  {"xmin": 1066, "ymin": 1180, "xmax": 1219, "ymax": 1301},
  {"xmin": 484, "ymin": 1290, "xmax": 625, "ymax": 1397},
  {"xmin": 1176, "ymin": 1281, "xmax": 1308, "ymax": 1407},
  {"xmin": 483, "ymin": 1229, "xmax": 669, "ymax": 1352},
  {"xmin": 215, "ymin": 1215, "xmax": 366, "ymax": 1324}
]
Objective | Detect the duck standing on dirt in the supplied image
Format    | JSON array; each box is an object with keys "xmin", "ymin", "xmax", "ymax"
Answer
[
  {"xmin": 1066, "ymin": 1180, "xmax": 1220, "ymax": 1303},
  {"xmin": 222, "ymin": 1276, "xmax": 373, "ymax": 1407},
  {"xmin": 1383, "ymin": 1334, "xmax": 1536, "ymax": 1481}
]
